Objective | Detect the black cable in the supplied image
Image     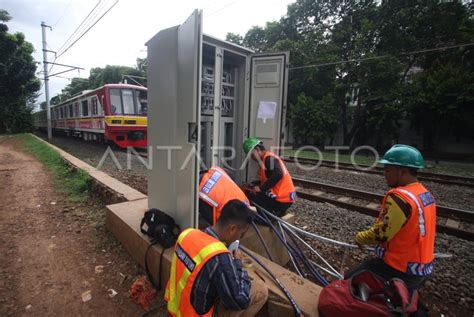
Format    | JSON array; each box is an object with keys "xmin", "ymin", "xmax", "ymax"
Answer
[
  {"xmin": 141, "ymin": 302, "xmax": 167, "ymax": 317},
  {"xmin": 277, "ymin": 221, "xmax": 305, "ymax": 277},
  {"xmin": 250, "ymin": 200, "xmax": 329, "ymax": 286},
  {"xmin": 240, "ymin": 246, "xmax": 304, "ymax": 317},
  {"xmin": 251, "ymin": 220, "xmax": 274, "ymax": 261},
  {"xmin": 252, "ymin": 210, "xmax": 308, "ymax": 282},
  {"xmin": 282, "ymin": 224, "xmax": 329, "ymax": 287}
]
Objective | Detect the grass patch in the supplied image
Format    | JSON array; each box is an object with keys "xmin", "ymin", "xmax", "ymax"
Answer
[{"xmin": 20, "ymin": 134, "xmax": 91, "ymax": 202}]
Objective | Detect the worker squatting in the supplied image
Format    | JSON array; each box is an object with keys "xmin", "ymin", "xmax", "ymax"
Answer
[{"xmin": 164, "ymin": 140, "xmax": 436, "ymax": 316}]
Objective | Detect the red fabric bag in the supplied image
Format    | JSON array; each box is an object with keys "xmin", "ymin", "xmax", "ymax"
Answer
[{"xmin": 318, "ymin": 270, "xmax": 419, "ymax": 317}]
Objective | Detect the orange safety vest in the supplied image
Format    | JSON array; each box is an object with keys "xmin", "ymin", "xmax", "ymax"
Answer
[
  {"xmin": 199, "ymin": 166, "xmax": 250, "ymax": 224},
  {"xmin": 374, "ymin": 182, "xmax": 436, "ymax": 276},
  {"xmin": 257, "ymin": 151, "xmax": 296, "ymax": 203},
  {"xmin": 165, "ymin": 228, "xmax": 229, "ymax": 317}
]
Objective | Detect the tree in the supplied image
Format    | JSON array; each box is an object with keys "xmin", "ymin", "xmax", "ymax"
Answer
[
  {"xmin": 61, "ymin": 77, "xmax": 90, "ymax": 98},
  {"xmin": 383, "ymin": 1, "xmax": 474, "ymax": 150},
  {"xmin": 0, "ymin": 10, "xmax": 40, "ymax": 133},
  {"xmin": 225, "ymin": 33, "xmax": 243, "ymax": 46},
  {"xmin": 136, "ymin": 57, "xmax": 147, "ymax": 73},
  {"xmin": 229, "ymin": 0, "xmax": 473, "ymax": 150},
  {"xmin": 51, "ymin": 63, "xmax": 147, "ymax": 103},
  {"xmin": 402, "ymin": 63, "xmax": 474, "ymax": 150},
  {"xmin": 290, "ymin": 92, "xmax": 339, "ymax": 146}
]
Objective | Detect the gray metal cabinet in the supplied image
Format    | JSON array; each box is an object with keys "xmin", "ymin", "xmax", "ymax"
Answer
[{"xmin": 147, "ymin": 10, "xmax": 288, "ymax": 229}]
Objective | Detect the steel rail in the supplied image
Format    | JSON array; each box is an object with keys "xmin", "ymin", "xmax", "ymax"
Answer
[
  {"xmin": 285, "ymin": 156, "xmax": 474, "ymax": 188},
  {"xmin": 292, "ymin": 177, "xmax": 474, "ymax": 223},
  {"xmin": 293, "ymin": 177, "xmax": 474, "ymax": 241}
]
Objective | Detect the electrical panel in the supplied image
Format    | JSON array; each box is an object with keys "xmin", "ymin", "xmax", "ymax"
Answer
[{"xmin": 147, "ymin": 9, "xmax": 288, "ymax": 229}]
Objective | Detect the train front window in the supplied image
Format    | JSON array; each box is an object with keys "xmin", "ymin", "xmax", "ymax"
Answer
[
  {"xmin": 110, "ymin": 89, "xmax": 122, "ymax": 114},
  {"xmin": 122, "ymin": 89, "xmax": 135, "ymax": 114},
  {"xmin": 110, "ymin": 88, "xmax": 147, "ymax": 115},
  {"xmin": 134, "ymin": 89, "xmax": 147, "ymax": 115}
]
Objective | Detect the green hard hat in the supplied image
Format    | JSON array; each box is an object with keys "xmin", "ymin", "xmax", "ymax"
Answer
[
  {"xmin": 378, "ymin": 144, "xmax": 424, "ymax": 169},
  {"xmin": 243, "ymin": 137, "xmax": 262, "ymax": 154}
]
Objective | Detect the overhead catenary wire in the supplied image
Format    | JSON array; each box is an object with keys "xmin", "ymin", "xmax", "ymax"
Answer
[
  {"xmin": 48, "ymin": 0, "xmax": 118, "ymax": 78},
  {"xmin": 56, "ymin": 0, "xmax": 119, "ymax": 60},
  {"xmin": 206, "ymin": 0, "xmax": 242, "ymax": 18},
  {"xmin": 289, "ymin": 42, "xmax": 474, "ymax": 71},
  {"xmin": 55, "ymin": 0, "xmax": 103, "ymax": 56},
  {"xmin": 49, "ymin": 0, "xmax": 105, "ymax": 74},
  {"xmin": 52, "ymin": 0, "xmax": 74, "ymax": 28}
]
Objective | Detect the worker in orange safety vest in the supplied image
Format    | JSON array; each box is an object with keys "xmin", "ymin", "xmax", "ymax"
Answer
[
  {"xmin": 242, "ymin": 137, "xmax": 296, "ymax": 217},
  {"xmin": 165, "ymin": 200, "xmax": 268, "ymax": 317},
  {"xmin": 346, "ymin": 144, "xmax": 436, "ymax": 292},
  {"xmin": 199, "ymin": 166, "xmax": 251, "ymax": 225}
]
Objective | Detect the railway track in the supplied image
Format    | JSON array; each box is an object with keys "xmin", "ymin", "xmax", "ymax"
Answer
[
  {"xmin": 134, "ymin": 151, "xmax": 474, "ymax": 240},
  {"xmin": 285, "ymin": 156, "xmax": 474, "ymax": 188},
  {"xmin": 293, "ymin": 177, "xmax": 474, "ymax": 241}
]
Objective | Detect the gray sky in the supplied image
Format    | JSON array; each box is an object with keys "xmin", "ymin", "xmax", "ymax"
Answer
[{"xmin": 2, "ymin": 0, "xmax": 294, "ymax": 105}]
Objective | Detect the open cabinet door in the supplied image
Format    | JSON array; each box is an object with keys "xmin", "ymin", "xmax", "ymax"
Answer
[
  {"xmin": 247, "ymin": 52, "xmax": 289, "ymax": 181},
  {"xmin": 147, "ymin": 10, "xmax": 202, "ymax": 229}
]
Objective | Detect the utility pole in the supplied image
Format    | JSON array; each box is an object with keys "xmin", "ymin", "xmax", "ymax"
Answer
[{"xmin": 41, "ymin": 22, "xmax": 52, "ymax": 140}]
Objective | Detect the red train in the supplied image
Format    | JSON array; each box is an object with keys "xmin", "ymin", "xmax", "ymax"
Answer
[{"xmin": 35, "ymin": 84, "xmax": 148, "ymax": 148}]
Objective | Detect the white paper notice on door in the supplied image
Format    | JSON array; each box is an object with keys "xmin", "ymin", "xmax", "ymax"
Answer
[{"xmin": 257, "ymin": 101, "xmax": 277, "ymax": 124}]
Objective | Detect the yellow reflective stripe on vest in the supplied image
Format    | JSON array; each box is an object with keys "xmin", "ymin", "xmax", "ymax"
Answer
[
  {"xmin": 167, "ymin": 228, "xmax": 195, "ymax": 315},
  {"xmin": 397, "ymin": 189, "xmax": 426, "ymax": 237},
  {"xmin": 177, "ymin": 228, "xmax": 194, "ymax": 243},
  {"xmin": 168, "ymin": 237, "xmax": 228, "ymax": 316}
]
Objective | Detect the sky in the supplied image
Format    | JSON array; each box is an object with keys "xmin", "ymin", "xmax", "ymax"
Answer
[{"xmin": 2, "ymin": 0, "xmax": 294, "ymax": 106}]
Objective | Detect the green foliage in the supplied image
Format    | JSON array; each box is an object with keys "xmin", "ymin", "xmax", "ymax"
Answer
[
  {"xmin": 61, "ymin": 77, "xmax": 90, "ymax": 98},
  {"xmin": 402, "ymin": 63, "xmax": 474, "ymax": 150},
  {"xmin": 0, "ymin": 10, "xmax": 40, "ymax": 133},
  {"xmin": 51, "ymin": 63, "xmax": 146, "ymax": 102},
  {"xmin": 21, "ymin": 134, "xmax": 91, "ymax": 202},
  {"xmin": 230, "ymin": 0, "xmax": 473, "ymax": 150},
  {"xmin": 89, "ymin": 64, "xmax": 144, "ymax": 88},
  {"xmin": 48, "ymin": 65, "xmax": 145, "ymax": 103},
  {"xmin": 290, "ymin": 92, "xmax": 339, "ymax": 145},
  {"xmin": 0, "ymin": 9, "xmax": 11, "ymax": 22},
  {"xmin": 136, "ymin": 57, "xmax": 147, "ymax": 73},
  {"xmin": 225, "ymin": 33, "xmax": 243, "ymax": 46}
]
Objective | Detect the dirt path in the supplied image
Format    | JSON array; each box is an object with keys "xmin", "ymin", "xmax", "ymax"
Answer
[{"xmin": 0, "ymin": 135, "xmax": 156, "ymax": 316}]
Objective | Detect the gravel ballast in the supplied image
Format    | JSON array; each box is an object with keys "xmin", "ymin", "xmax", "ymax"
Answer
[
  {"xmin": 37, "ymin": 133, "xmax": 474, "ymax": 316},
  {"xmin": 287, "ymin": 162, "xmax": 474, "ymax": 211}
]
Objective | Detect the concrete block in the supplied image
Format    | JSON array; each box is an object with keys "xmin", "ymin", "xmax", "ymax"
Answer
[
  {"xmin": 337, "ymin": 196, "xmax": 351, "ymax": 203},
  {"xmin": 445, "ymin": 218, "xmax": 460, "ymax": 228},
  {"xmin": 240, "ymin": 213, "xmax": 294, "ymax": 266},
  {"xmin": 366, "ymin": 202, "xmax": 379, "ymax": 210},
  {"xmin": 106, "ymin": 199, "xmax": 322, "ymax": 316}
]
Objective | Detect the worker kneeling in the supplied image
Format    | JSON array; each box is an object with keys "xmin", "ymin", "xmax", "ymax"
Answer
[
  {"xmin": 242, "ymin": 138, "xmax": 296, "ymax": 217},
  {"xmin": 347, "ymin": 145, "xmax": 436, "ymax": 292},
  {"xmin": 165, "ymin": 200, "xmax": 268, "ymax": 317},
  {"xmin": 199, "ymin": 166, "xmax": 251, "ymax": 225}
]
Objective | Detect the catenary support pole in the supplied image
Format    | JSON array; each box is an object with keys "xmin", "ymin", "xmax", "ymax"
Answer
[{"xmin": 41, "ymin": 22, "xmax": 52, "ymax": 140}]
